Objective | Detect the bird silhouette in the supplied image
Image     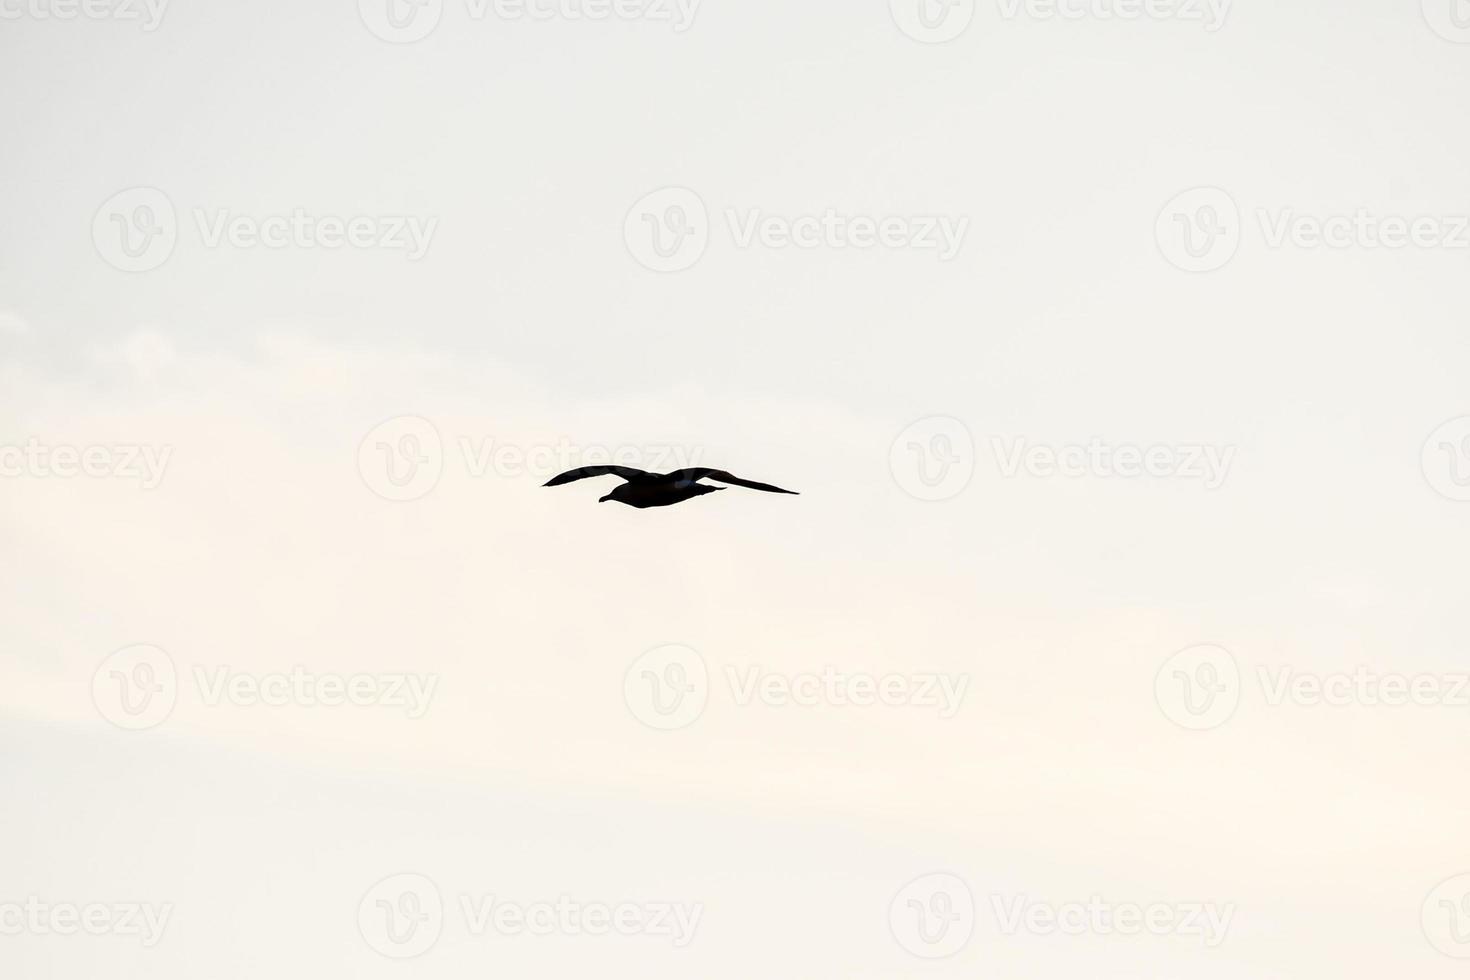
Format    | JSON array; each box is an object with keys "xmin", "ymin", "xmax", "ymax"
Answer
[{"xmin": 544, "ymin": 466, "xmax": 799, "ymax": 508}]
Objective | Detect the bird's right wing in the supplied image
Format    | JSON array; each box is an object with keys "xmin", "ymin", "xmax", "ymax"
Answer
[
  {"xmin": 543, "ymin": 466, "xmax": 650, "ymax": 486},
  {"xmin": 666, "ymin": 468, "xmax": 799, "ymax": 494}
]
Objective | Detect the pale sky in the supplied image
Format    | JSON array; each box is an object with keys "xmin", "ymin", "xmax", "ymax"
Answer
[{"xmin": 4, "ymin": 2, "xmax": 1470, "ymax": 977}]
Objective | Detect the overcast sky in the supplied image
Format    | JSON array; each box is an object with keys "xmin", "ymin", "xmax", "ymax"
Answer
[{"xmin": 4, "ymin": 2, "xmax": 1470, "ymax": 978}]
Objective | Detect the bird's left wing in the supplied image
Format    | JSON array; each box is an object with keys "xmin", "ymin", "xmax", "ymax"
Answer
[{"xmin": 543, "ymin": 466, "xmax": 649, "ymax": 486}]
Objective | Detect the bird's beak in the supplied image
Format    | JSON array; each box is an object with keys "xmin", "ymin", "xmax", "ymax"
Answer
[{"xmin": 597, "ymin": 494, "xmax": 610, "ymax": 503}]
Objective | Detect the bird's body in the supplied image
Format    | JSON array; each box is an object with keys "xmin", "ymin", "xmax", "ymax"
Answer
[
  {"xmin": 544, "ymin": 465, "xmax": 798, "ymax": 509},
  {"xmin": 601, "ymin": 478, "xmax": 725, "ymax": 509}
]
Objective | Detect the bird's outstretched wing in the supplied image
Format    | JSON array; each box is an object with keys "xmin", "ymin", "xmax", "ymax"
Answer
[
  {"xmin": 666, "ymin": 468, "xmax": 799, "ymax": 494},
  {"xmin": 543, "ymin": 466, "xmax": 650, "ymax": 486}
]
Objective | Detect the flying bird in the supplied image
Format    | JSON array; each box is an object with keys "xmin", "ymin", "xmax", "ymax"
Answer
[{"xmin": 543, "ymin": 466, "xmax": 799, "ymax": 508}]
